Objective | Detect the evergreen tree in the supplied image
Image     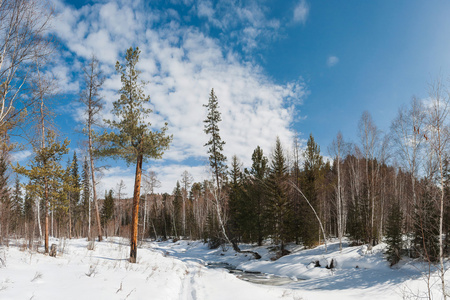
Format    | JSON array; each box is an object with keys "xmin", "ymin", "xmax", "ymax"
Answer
[
  {"xmin": 99, "ymin": 47, "xmax": 172, "ymax": 263},
  {"xmin": 203, "ymin": 88, "xmax": 232, "ymax": 247},
  {"xmin": 172, "ymin": 181, "xmax": 182, "ymax": 237},
  {"xmin": 385, "ymin": 200, "xmax": 403, "ymax": 266},
  {"xmin": 11, "ymin": 174, "xmax": 23, "ymax": 232},
  {"xmin": 301, "ymin": 134, "xmax": 324, "ymax": 247},
  {"xmin": 81, "ymin": 156, "xmax": 91, "ymax": 237},
  {"xmin": 0, "ymin": 153, "xmax": 11, "ymax": 240},
  {"xmin": 101, "ymin": 189, "xmax": 114, "ymax": 237},
  {"xmin": 14, "ymin": 130, "xmax": 69, "ymax": 253},
  {"xmin": 203, "ymin": 88, "xmax": 227, "ymax": 189},
  {"xmin": 23, "ymin": 183, "xmax": 34, "ymax": 223},
  {"xmin": 228, "ymin": 155, "xmax": 246, "ymax": 242},
  {"xmin": 266, "ymin": 137, "xmax": 290, "ymax": 252},
  {"xmin": 249, "ymin": 146, "xmax": 268, "ymax": 246},
  {"xmin": 413, "ymin": 183, "xmax": 439, "ymax": 262}
]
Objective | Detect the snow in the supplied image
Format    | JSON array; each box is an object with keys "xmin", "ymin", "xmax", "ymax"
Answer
[{"xmin": 0, "ymin": 238, "xmax": 448, "ymax": 299}]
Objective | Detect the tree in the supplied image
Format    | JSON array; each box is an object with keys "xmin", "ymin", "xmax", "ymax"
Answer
[
  {"xmin": 266, "ymin": 137, "xmax": 290, "ymax": 252},
  {"xmin": 80, "ymin": 55, "xmax": 104, "ymax": 242},
  {"xmin": 390, "ymin": 97, "xmax": 425, "ymax": 231},
  {"xmin": 385, "ymin": 200, "xmax": 403, "ymax": 266},
  {"xmin": 180, "ymin": 170, "xmax": 193, "ymax": 236},
  {"xmin": 99, "ymin": 47, "xmax": 172, "ymax": 263},
  {"xmin": 424, "ymin": 78, "xmax": 449, "ymax": 299},
  {"xmin": 203, "ymin": 88, "xmax": 231, "ymax": 247},
  {"xmin": 358, "ymin": 111, "xmax": 380, "ymax": 246},
  {"xmin": 81, "ymin": 156, "xmax": 91, "ymax": 238},
  {"xmin": 301, "ymin": 134, "xmax": 324, "ymax": 248},
  {"xmin": 14, "ymin": 130, "xmax": 69, "ymax": 253},
  {"xmin": 142, "ymin": 170, "xmax": 160, "ymax": 240},
  {"xmin": 65, "ymin": 152, "xmax": 80, "ymax": 238},
  {"xmin": 328, "ymin": 131, "xmax": 347, "ymax": 251},
  {"xmin": 249, "ymin": 146, "xmax": 268, "ymax": 246},
  {"xmin": 0, "ymin": 0, "xmax": 53, "ymax": 129},
  {"xmin": 101, "ymin": 189, "xmax": 114, "ymax": 238},
  {"xmin": 0, "ymin": 152, "xmax": 10, "ymax": 242}
]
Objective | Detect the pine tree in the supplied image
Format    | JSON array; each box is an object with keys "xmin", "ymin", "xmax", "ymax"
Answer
[
  {"xmin": 99, "ymin": 47, "xmax": 172, "ymax": 263},
  {"xmin": 385, "ymin": 200, "xmax": 403, "ymax": 266},
  {"xmin": 14, "ymin": 130, "xmax": 69, "ymax": 253}
]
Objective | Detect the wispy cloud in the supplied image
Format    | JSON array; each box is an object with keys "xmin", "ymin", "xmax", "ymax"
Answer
[
  {"xmin": 11, "ymin": 150, "xmax": 32, "ymax": 162},
  {"xmin": 327, "ymin": 55, "xmax": 339, "ymax": 67},
  {"xmin": 293, "ymin": 0, "xmax": 309, "ymax": 24}
]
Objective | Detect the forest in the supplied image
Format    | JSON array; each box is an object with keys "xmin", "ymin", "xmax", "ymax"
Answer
[{"xmin": 0, "ymin": 0, "xmax": 449, "ymax": 284}]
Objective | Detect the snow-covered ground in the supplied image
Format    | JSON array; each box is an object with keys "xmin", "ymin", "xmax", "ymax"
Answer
[{"xmin": 0, "ymin": 238, "xmax": 448, "ymax": 299}]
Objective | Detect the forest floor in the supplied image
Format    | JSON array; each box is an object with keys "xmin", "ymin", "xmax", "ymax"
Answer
[{"xmin": 0, "ymin": 237, "xmax": 448, "ymax": 299}]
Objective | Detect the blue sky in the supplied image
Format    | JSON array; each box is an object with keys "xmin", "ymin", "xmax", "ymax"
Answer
[{"xmin": 13, "ymin": 0, "xmax": 450, "ymax": 194}]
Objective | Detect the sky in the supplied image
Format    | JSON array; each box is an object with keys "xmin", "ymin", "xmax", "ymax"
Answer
[{"xmin": 12, "ymin": 0, "xmax": 450, "ymax": 195}]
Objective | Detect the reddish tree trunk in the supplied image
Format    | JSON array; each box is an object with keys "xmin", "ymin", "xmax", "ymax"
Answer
[{"xmin": 130, "ymin": 154, "xmax": 143, "ymax": 263}]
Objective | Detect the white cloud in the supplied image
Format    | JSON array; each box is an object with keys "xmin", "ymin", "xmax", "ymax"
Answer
[
  {"xmin": 293, "ymin": 0, "xmax": 309, "ymax": 24},
  {"xmin": 50, "ymin": 0, "xmax": 307, "ymax": 193},
  {"xmin": 327, "ymin": 55, "xmax": 339, "ymax": 67},
  {"xmin": 11, "ymin": 150, "xmax": 32, "ymax": 162}
]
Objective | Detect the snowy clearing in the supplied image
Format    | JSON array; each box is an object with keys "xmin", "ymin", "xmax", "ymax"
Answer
[{"xmin": 0, "ymin": 238, "xmax": 448, "ymax": 300}]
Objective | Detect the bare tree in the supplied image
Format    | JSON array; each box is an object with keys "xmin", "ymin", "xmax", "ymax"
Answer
[
  {"xmin": 328, "ymin": 131, "xmax": 348, "ymax": 251},
  {"xmin": 79, "ymin": 55, "xmax": 104, "ymax": 241},
  {"xmin": 114, "ymin": 180, "xmax": 126, "ymax": 237},
  {"xmin": 358, "ymin": 111, "xmax": 380, "ymax": 246},
  {"xmin": 142, "ymin": 170, "xmax": 160, "ymax": 240},
  {"xmin": 390, "ymin": 97, "xmax": 426, "ymax": 230},
  {"xmin": 0, "ymin": 0, "xmax": 53, "ymax": 129},
  {"xmin": 424, "ymin": 78, "xmax": 449, "ymax": 300}
]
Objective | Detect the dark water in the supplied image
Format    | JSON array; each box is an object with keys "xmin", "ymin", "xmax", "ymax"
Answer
[{"xmin": 205, "ymin": 262, "xmax": 301, "ymax": 286}]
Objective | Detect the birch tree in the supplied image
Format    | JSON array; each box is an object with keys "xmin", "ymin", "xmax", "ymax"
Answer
[
  {"xmin": 0, "ymin": 0, "xmax": 53, "ymax": 129},
  {"xmin": 424, "ymin": 78, "xmax": 449, "ymax": 299},
  {"xmin": 80, "ymin": 55, "xmax": 104, "ymax": 241}
]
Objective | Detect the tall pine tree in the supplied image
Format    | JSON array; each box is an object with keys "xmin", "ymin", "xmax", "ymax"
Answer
[{"xmin": 99, "ymin": 47, "xmax": 172, "ymax": 263}]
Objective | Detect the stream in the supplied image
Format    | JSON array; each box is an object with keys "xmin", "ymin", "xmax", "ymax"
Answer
[{"xmin": 205, "ymin": 262, "xmax": 301, "ymax": 286}]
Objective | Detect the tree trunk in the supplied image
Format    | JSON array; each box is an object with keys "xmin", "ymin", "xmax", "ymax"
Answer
[
  {"xmin": 130, "ymin": 154, "xmax": 143, "ymax": 263},
  {"xmin": 89, "ymin": 129, "xmax": 102, "ymax": 241},
  {"xmin": 44, "ymin": 178, "xmax": 49, "ymax": 253}
]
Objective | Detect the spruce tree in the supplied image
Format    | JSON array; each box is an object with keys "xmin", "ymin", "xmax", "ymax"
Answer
[
  {"xmin": 172, "ymin": 181, "xmax": 182, "ymax": 237},
  {"xmin": 413, "ymin": 184, "xmax": 439, "ymax": 262},
  {"xmin": 301, "ymin": 134, "xmax": 324, "ymax": 248},
  {"xmin": 266, "ymin": 137, "xmax": 289, "ymax": 252},
  {"xmin": 11, "ymin": 174, "xmax": 23, "ymax": 232},
  {"xmin": 203, "ymin": 88, "xmax": 231, "ymax": 247},
  {"xmin": 385, "ymin": 200, "xmax": 403, "ymax": 266},
  {"xmin": 99, "ymin": 47, "xmax": 172, "ymax": 263},
  {"xmin": 0, "ymin": 153, "xmax": 10, "ymax": 240},
  {"xmin": 81, "ymin": 156, "xmax": 91, "ymax": 237},
  {"xmin": 101, "ymin": 189, "xmax": 114, "ymax": 237},
  {"xmin": 250, "ymin": 146, "xmax": 268, "ymax": 246}
]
